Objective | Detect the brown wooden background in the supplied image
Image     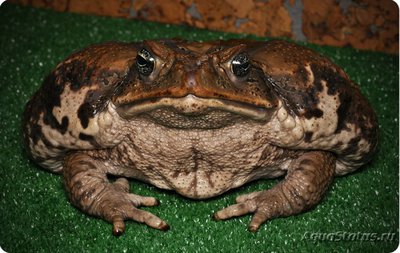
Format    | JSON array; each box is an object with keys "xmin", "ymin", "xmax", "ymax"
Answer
[{"xmin": 10, "ymin": 0, "xmax": 399, "ymax": 54}]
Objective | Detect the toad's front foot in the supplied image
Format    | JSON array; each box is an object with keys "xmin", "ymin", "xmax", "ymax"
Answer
[
  {"xmin": 213, "ymin": 187, "xmax": 292, "ymax": 232},
  {"xmin": 90, "ymin": 178, "xmax": 169, "ymax": 235},
  {"xmin": 63, "ymin": 153, "xmax": 169, "ymax": 236},
  {"xmin": 213, "ymin": 151, "xmax": 335, "ymax": 231}
]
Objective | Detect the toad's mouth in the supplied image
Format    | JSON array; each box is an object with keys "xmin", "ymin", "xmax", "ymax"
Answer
[
  {"xmin": 115, "ymin": 94, "xmax": 275, "ymax": 128},
  {"xmin": 116, "ymin": 94, "xmax": 271, "ymax": 119}
]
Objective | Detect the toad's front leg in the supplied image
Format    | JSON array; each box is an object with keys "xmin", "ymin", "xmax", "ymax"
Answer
[
  {"xmin": 213, "ymin": 151, "xmax": 335, "ymax": 231},
  {"xmin": 63, "ymin": 153, "xmax": 169, "ymax": 236}
]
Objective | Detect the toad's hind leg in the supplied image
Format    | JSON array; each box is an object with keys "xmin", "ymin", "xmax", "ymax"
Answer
[
  {"xmin": 63, "ymin": 153, "xmax": 169, "ymax": 236},
  {"xmin": 213, "ymin": 151, "xmax": 335, "ymax": 231}
]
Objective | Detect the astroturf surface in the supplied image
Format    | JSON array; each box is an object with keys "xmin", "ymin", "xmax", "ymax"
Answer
[{"xmin": 0, "ymin": 3, "xmax": 398, "ymax": 253}]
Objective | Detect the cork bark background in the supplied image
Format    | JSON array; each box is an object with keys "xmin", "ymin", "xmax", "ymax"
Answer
[{"xmin": 10, "ymin": 0, "xmax": 399, "ymax": 54}]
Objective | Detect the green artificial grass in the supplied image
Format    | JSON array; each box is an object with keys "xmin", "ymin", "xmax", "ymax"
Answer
[{"xmin": 0, "ymin": 3, "xmax": 398, "ymax": 253}]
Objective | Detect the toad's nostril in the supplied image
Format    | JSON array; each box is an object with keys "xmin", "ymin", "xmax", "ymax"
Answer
[{"xmin": 185, "ymin": 72, "xmax": 197, "ymax": 88}]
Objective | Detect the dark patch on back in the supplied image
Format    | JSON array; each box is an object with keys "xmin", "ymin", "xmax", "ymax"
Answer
[
  {"xmin": 342, "ymin": 136, "xmax": 361, "ymax": 156},
  {"xmin": 335, "ymin": 91, "xmax": 352, "ymax": 133},
  {"xmin": 309, "ymin": 63, "xmax": 353, "ymax": 132},
  {"xmin": 35, "ymin": 73, "xmax": 65, "ymax": 134},
  {"xmin": 23, "ymin": 72, "xmax": 68, "ymax": 149},
  {"xmin": 304, "ymin": 108, "xmax": 323, "ymax": 119},
  {"xmin": 43, "ymin": 114, "xmax": 69, "ymax": 134},
  {"xmin": 78, "ymin": 90, "xmax": 110, "ymax": 129},
  {"xmin": 76, "ymin": 66, "xmax": 128, "ymax": 128},
  {"xmin": 43, "ymin": 72, "xmax": 64, "ymax": 108},
  {"xmin": 57, "ymin": 59, "xmax": 94, "ymax": 91},
  {"xmin": 304, "ymin": 131, "xmax": 313, "ymax": 143},
  {"xmin": 23, "ymin": 42, "xmax": 139, "ymax": 166},
  {"xmin": 78, "ymin": 132, "xmax": 93, "ymax": 141},
  {"xmin": 23, "ymin": 59, "xmax": 99, "ymax": 159},
  {"xmin": 28, "ymin": 123, "xmax": 43, "ymax": 145},
  {"xmin": 265, "ymin": 69, "xmax": 323, "ymax": 119},
  {"xmin": 266, "ymin": 60, "xmax": 378, "ymax": 166},
  {"xmin": 79, "ymin": 133, "xmax": 100, "ymax": 147},
  {"xmin": 272, "ymin": 63, "xmax": 344, "ymax": 120},
  {"xmin": 77, "ymin": 103, "xmax": 91, "ymax": 129},
  {"xmin": 310, "ymin": 64, "xmax": 376, "ymax": 138},
  {"xmin": 310, "ymin": 63, "xmax": 349, "ymax": 95},
  {"xmin": 309, "ymin": 63, "xmax": 378, "ymax": 164},
  {"xmin": 294, "ymin": 65, "xmax": 309, "ymax": 83}
]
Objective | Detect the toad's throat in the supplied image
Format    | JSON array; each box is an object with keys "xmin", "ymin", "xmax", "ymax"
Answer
[{"xmin": 116, "ymin": 94, "xmax": 271, "ymax": 121}]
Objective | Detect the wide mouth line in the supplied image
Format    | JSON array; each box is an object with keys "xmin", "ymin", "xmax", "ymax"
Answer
[
  {"xmin": 116, "ymin": 94, "xmax": 271, "ymax": 120},
  {"xmin": 118, "ymin": 94, "xmax": 266, "ymax": 109}
]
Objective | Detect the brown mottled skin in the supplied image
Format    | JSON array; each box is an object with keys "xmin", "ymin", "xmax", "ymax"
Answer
[{"xmin": 23, "ymin": 39, "xmax": 378, "ymax": 235}]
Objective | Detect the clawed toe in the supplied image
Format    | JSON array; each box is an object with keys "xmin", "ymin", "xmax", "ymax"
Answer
[
  {"xmin": 104, "ymin": 193, "xmax": 168, "ymax": 236},
  {"xmin": 111, "ymin": 211, "xmax": 169, "ymax": 236},
  {"xmin": 213, "ymin": 200, "xmax": 257, "ymax": 221},
  {"xmin": 112, "ymin": 218, "xmax": 126, "ymax": 236},
  {"xmin": 128, "ymin": 193, "xmax": 159, "ymax": 207},
  {"xmin": 212, "ymin": 190, "xmax": 280, "ymax": 231}
]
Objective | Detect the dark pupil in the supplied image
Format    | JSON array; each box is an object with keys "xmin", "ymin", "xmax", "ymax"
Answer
[
  {"xmin": 137, "ymin": 55, "xmax": 148, "ymax": 66},
  {"xmin": 232, "ymin": 53, "xmax": 250, "ymax": 77},
  {"xmin": 136, "ymin": 49, "xmax": 154, "ymax": 76}
]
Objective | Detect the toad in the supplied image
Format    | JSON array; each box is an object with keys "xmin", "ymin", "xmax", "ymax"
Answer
[{"xmin": 23, "ymin": 39, "xmax": 378, "ymax": 235}]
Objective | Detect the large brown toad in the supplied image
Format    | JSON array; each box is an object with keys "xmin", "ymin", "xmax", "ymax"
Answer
[{"xmin": 23, "ymin": 39, "xmax": 378, "ymax": 235}]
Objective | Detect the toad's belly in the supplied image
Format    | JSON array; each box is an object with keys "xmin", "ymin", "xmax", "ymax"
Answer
[
  {"xmin": 148, "ymin": 168, "xmax": 249, "ymax": 199},
  {"xmin": 111, "ymin": 124, "xmax": 289, "ymax": 199},
  {"xmin": 131, "ymin": 159, "xmax": 287, "ymax": 199}
]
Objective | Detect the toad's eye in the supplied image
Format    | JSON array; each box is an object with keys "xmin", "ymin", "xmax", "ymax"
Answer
[
  {"xmin": 231, "ymin": 52, "xmax": 250, "ymax": 77},
  {"xmin": 136, "ymin": 48, "xmax": 155, "ymax": 76}
]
